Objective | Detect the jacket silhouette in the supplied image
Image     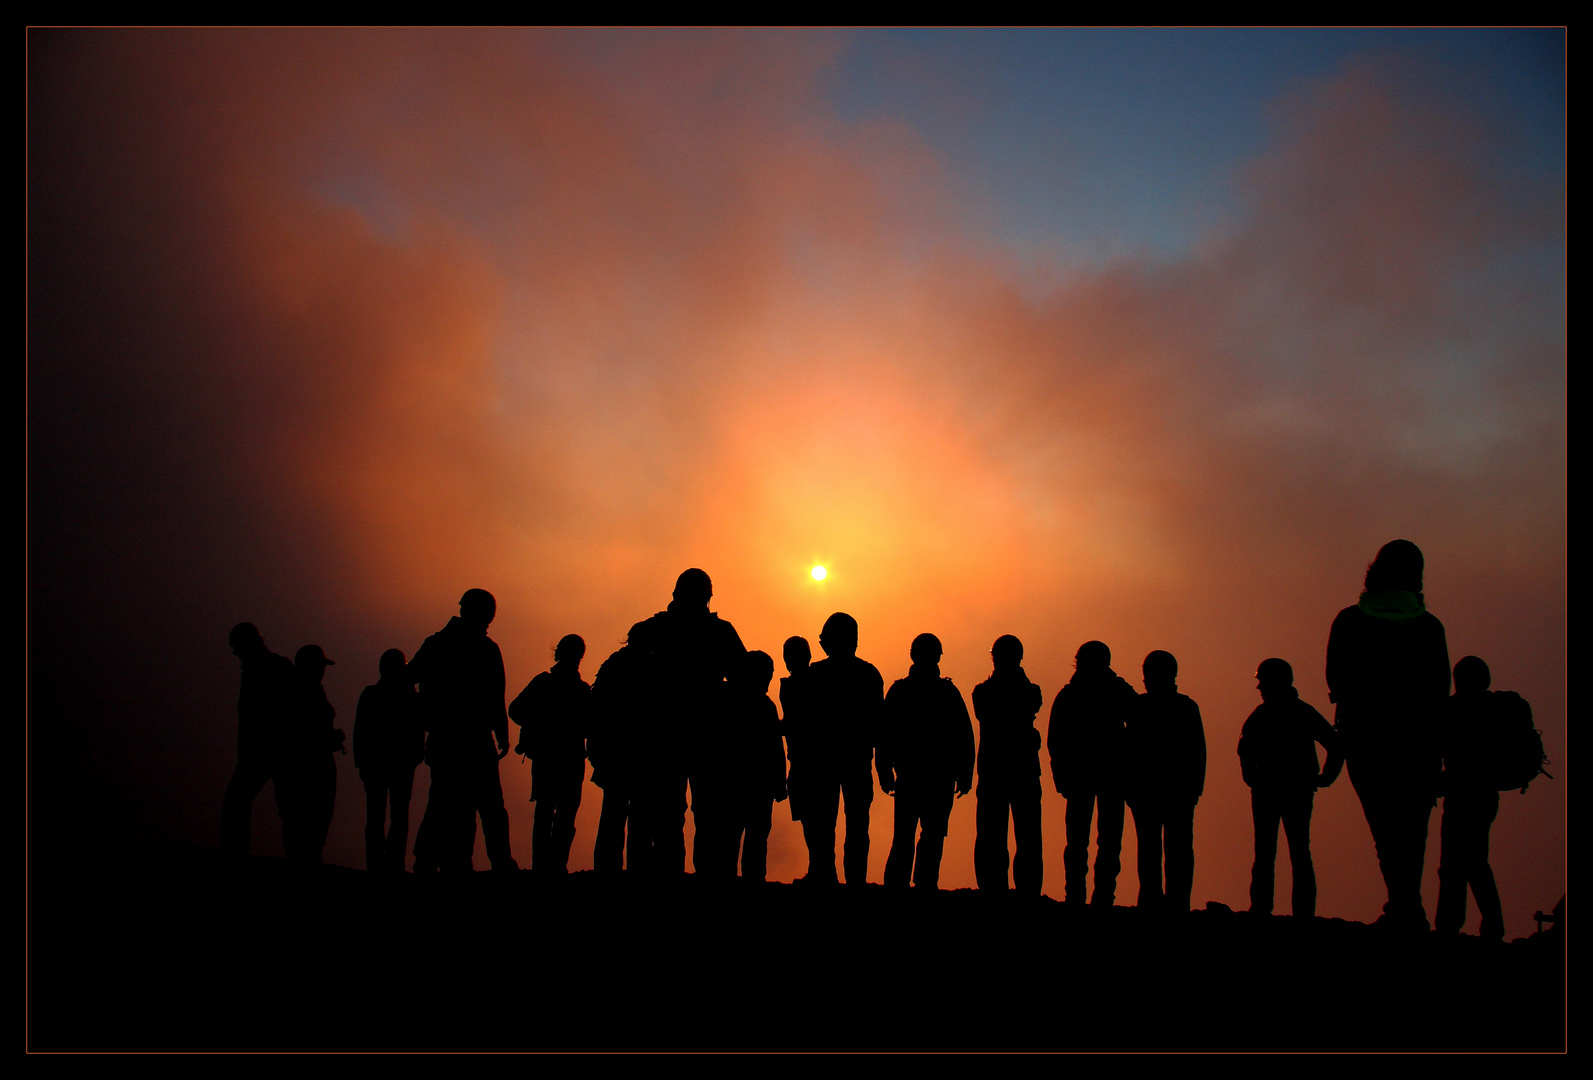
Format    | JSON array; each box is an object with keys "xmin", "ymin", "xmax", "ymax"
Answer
[
  {"xmin": 691, "ymin": 650, "xmax": 788, "ymax": 882},
  {"xmin": 799, "ymin": 612, "xmax": 884, "ymax": 886},
  {"xmin": 1326, "ymin": 540, "xmax": 1449, "ymax": 930},
  {"xmin": 1125, "ymin": 651, "xmax": 1205, "ymax": 912},
  {"xmin": 410, "ymin": 589, "xmax": 517, "ymax": 873},
  {"xmin": 1435, "ymin": 656, "xmax": 1509, "ymax": 940},
  {"xmin": 1047, "ymin": 641, "xmax": 1138, "ymax": 906},
  {"xmin": 221, "ymin": 623, "xmax": 297, "ymax": 858},
  {"xmin": 1238, "ymin": 658, "xmax": 1342, "ymax": 918},
  {"xmin": 354, "ymin": 648, "xmax": 424, "ymax": 873},
  {"xmin": 879, "ymin": 634, "xmax": 975, "ymax": 891},
  {"xmin": 509, "ymin": 634, "xmax": 590, "ymax": 876},
  {"xmin": 971, "ymin": 635, "xmax": 1044, "ymax": 894}
]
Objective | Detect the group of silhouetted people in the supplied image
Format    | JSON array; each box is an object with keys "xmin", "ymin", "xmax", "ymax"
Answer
[{"xmin": 223, "ymin": 540, "xmax": 1545, "ymax": 938}]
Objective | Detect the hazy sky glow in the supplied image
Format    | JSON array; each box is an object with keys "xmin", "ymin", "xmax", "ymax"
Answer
[{"xmin": 29, "ymin": 29, "xmax": 1564, "ymax": 931}]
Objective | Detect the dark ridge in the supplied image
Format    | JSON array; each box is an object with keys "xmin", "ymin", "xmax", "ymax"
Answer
[{"xmin": 27, "ymin": 844, "xmax": 1565, "ymax": 1052}]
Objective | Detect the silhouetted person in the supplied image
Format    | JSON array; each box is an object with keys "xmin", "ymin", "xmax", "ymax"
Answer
[
  {"xmin": 354, "ymin": 648, "xmax": 424, "ymax": 873},
  {"xmin": 1435, "ymin": 656, "xmax": 1512, "ymax": 940},
  {"xmin": 1047, "ymin": 640, "xmax": 1138, "ymax": 906},
  {"xmin": 279, "ymin": 644, "xmax": 345, "ymax": 865},
  {"xmin": 589, "ymin": 641, "xmax": 645, "ymax": 873},
  {"xmin": 693, "ymin": 650, "xmax": 788, "ymax": 881},
  {"xmin": 970, "ymin": 634, "xmax": 1044, "ymax": 894},
  {"xmin": 410, "ymin": 589, "xmax": 518, "ymax": 873},
  {"xmin": 879, "ymin": 634, "xmax": 975, "ymax": 891},
  {"xmin": 509, "ymin": 634, "xmax": 591, "ymax": 876},
  {"xmin": 221, "ymin": 622, "xmax": 296, "ymax": 857},
  {"xmin": 1239, "ymin": 658, "xmax": 1342, "ymax": 918},
  {"xmin": 779, "ymin": 636, "xmax": 814, "ymax": 830},
  {"xmin": 1125, "ymin": 650, "xmax": 1206, "ymax": 913},
  {"xmin": 1326, "ymin": 539, "xmax": 1449, "ymax": 931},
  {"xmin": 800, "ymin": 612, "xmax": 885, "ymax": 886},
  {"xmin": 626, "ymin": 569, "xmax": 747, "ymax": 876}
]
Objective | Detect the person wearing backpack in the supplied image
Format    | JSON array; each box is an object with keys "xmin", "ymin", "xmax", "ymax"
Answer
[
  {"xmin": 510, "ymin": 634, "xmax": 591, "ymax": 876},
  {"xmin": 1436, "ymin": 655, "xmax": 1531, "ymax": 941}
]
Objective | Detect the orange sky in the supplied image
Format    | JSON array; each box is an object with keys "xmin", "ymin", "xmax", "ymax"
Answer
[{"xmin": 29, "ymin": 31, "xmax": 1564, "ymax": 933}]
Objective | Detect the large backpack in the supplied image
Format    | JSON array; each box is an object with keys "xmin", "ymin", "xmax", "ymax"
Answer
[{"xmin": 1491, "ymin": 691, "xmax": 1550, "ymax": 793}]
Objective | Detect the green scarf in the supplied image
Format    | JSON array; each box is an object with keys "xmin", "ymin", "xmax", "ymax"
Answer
[{"xmin": 1358, "ymin": 589, "xmax": 1427, "ymax": 623}]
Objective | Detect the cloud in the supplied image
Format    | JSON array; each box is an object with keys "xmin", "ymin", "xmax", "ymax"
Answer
[{"xmin": 30, "ymin": 31, "xmax": 1562, "ymax": 922}]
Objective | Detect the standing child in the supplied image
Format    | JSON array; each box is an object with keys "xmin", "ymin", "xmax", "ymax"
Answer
[
  {"xmin": 1238, "ymin": 658, "xmax": 1342, "ymax": 918},
  {"xmin": 694, "ymin": 650, "xmax": 788, "ymax": 881}
]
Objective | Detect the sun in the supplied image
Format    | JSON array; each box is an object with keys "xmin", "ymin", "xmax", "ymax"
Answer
[{"xmin": 811, "ymin": 565, "xmax": 827, "ymax": 581}]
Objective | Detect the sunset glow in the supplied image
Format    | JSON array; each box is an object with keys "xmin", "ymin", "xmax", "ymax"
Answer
[{"xmin": 29, "ymin": 29, "xmax": 1564, "ymax": 935}]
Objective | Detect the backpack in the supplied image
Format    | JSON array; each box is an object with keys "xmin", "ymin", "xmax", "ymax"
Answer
[{"xmin": 1491, "ymin": 691, "xmax": 1551, "ymax": 793}]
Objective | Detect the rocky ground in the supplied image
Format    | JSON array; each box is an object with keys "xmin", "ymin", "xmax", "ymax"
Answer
[{"xmin": 27, "ymin": 845, "xmax": 1566, "ymax": 1052}]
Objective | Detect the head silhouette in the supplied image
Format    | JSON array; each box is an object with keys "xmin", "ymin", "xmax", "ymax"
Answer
[
  {"xmin": 296, "ymin": 644, "xmax": 334, "ymax": 679},
  {"xmin": 378, "ymin": 648, "xmax": 407, "ymax": 680},
  {"xmin": 1143, "ymin": 650, "xmax": 1178, "ymax": 691},
  {"xmin": 783, "ymin": 635, "xmax": 812, "ymax": 673},
  {"xmin": 229, "ymin": 622, "xmax": 264, "ymax": 657},
  {"xmin": 1075, "ymin": 640, "xmax": 1111, "ymax": 672},
  {"xmin": 673, "ymin": 568, "xmax": 713, "ymax": 609},
  {"xmin": 744, "ymin": 649, "xmax": 775, "ymax": 693},
  {"xmin": 819, "ymin": 613, "xmax": 859, "ymax": 658},
  {"xmin": 1454, "ymin": 655, "xmax": 1491, "ymax": 694},
  {"xmin": 991, "ymin": 634, "xmax": 1024, "ymax": 671},
  {"xmin": 1364, "ymin": 539, "xmax": 1424, "ymax": 593},
  {"xmin": 460, "ymin": 588, "xmax": 497, "ymax": 627},
  {"xmin": 910, "ymin": 633, "xmax": 943, "ymax": 666},
  {"xmin": 554, "ymin": 634, "xmax": 586, "ymax": 666},
  {"xmin": 1256, "ymin": 657, "xmax": 1294, "ymax": 698}
]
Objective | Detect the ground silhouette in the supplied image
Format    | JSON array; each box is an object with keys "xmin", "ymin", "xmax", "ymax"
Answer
[{"xmin": 27, "ymin": 844, "xmax": 1565, "ymax": 1052}]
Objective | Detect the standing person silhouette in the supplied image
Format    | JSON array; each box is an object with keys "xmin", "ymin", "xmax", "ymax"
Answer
[
  {"xmin": 410, "ymin": 589, "xmax": 518, "ymax": 873},
  {"xmin": 780, "ymin": 637, "xmax": 814, "ymax": 832},
  {"xmin": 355, "ymin": 649, "xmax": 425, "ymax": 873},
  {"xmin": 1125, "ymin": 650, "xmax": 1206, "ymax": 913},
  {"xmin": 510, "ymin": 634, "xmax": 591, "ymax": 877},
  {"xmin": 625, "ymin": 569, "xmax": 746, "ymax": 876},
  {"xmin": 692, "ymin": 650, "xmax": 788, "ymax": 881},
  {"xmin": 971, "ymin": 635, "xmax": 1045, "ymax": 895},
  {"xmin": 1436, "ymin": 656, "xmax": 1513, "ymax": 940},
  {"xmin": 221, "ymin": 622, "xmax": 296, "ymax": 858},
  {"xmin": 281, "ymin": 645, "xmax": 344, "ymax": 865},
  {"xmin": 1238, "ymin": 658, "xmax": 1342, "ymax": 918},
  {"xmin": 1047, "ymin": 641, "xmax": 1138, "ymax": 907},
  {"xmin": 1326, "ymin": 540, "xmax": 1449, "ymax": 931},
  {"xmin": 800, "ymin": 613, "xmax": 884, "ymax": 886},
  {"xmin": 589, "ymin": 639, "xmax": 645, "ymax": 873},
  {"xmin": 879, "ymin": 634, "xmax": 975, "ymax": 891}
]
